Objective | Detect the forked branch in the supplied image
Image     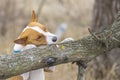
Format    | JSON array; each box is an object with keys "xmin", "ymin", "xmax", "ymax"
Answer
[{"xmin": 1, "ymin": 12, "xmax": 120, "ymax": 79}]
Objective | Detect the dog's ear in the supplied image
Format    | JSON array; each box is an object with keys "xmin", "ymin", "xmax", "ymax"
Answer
[
  {"xmin": 31, "ymin": 10, "xmax": 38, "ymax": 22},
  {"xmin": 14, "ymin": 37, "xmax": 28, "ymax": 44}
]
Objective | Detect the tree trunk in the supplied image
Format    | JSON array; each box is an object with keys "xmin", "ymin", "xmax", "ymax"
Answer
[
  {"xmin": 91, "ymin": 0, "xmax": 120, "ymax": 32},
  {"xmin": 0, "ymin": 11, "xmax": 120, "ymax": 79},
  {"xmin": 84, "ymin": 0, "xmax": 120, "ymax": 80}
]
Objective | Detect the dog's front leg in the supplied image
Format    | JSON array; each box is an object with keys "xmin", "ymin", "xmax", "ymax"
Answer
[
  {"xmin": 29, "ymin": 69, "xmax": 45, "ymax": 80},
  {"xmin": 21, "ymin": 72, "xmax": 30, "ymax": 80}
]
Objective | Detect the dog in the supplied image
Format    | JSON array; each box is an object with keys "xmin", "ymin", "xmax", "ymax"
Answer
[{"xmin": 12, "ymin": 10, "xmax": 57, "ymax": 80}]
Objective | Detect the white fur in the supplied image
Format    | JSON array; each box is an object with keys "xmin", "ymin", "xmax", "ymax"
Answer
[
  {"xmin": 21, "ymin": 69, "xmax": 45, "ymax": 80},
  {"xmin": 17, "ymin": 44, "xmax": 45, "ymax": 80},
  {"xmin": 21, "ymin": 72, "xmax": 30, "ymax": 80},
  {"xmin": 29, "ymin": 69, "xmax": 45, "ymax": 80},
  {"xmin": 21, "ymin": 44, "xmax": 36, "ymax": 51},
  {"xmin": 13, "ymin": 44, "xmax": 24, "ymax": 52},
  {"xmin": 23, "ymin": 26, "xmax": 57, "ymax": 44},
  {"xmin": 14, "ymin": 26, "xmax": 57, "ymax": 52},
  {"xmin": 14, "ymin": 26, "xmax": 56, "ymax": 80},
  {"xmin": 21, "ymin": 67, "xmax": 45, "ymax": 80}
]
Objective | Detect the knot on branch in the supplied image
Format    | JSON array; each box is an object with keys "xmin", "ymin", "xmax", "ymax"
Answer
[{"xmin": 45, "ymin": 57, "xmax": 57, "ymax": 66}]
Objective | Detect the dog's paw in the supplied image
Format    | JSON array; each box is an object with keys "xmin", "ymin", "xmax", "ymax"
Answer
[{"xmin": 21, "ymin": 44, "xmax": 36, "ymax": 51}]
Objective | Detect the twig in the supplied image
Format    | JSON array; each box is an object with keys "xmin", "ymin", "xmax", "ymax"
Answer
[{"xmin": 88, "ymin": 28, "xmax": 100, "ymax": 41}]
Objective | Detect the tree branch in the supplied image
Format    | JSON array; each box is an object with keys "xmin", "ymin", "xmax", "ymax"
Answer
[{"xmin": 1, "ymin": 12, "xmax": 120, "ymax": 79}]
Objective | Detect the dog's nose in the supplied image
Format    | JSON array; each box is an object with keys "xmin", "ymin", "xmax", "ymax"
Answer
[{"xmin": 52, "ymin": 36, "xmax": 57, "ymax": 42}]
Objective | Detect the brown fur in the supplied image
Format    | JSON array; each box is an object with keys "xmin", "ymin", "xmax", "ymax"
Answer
[
  {"xmin": 28, "ymin": 22, "xmax": 48, "ymax": 32},
  {"xmin": 7, "ymin": 76, "xmax": 23, "ymax": 80},
  {"xmin": 17, "ymin": 28, "xmax": 47, "ymax": 46},
  {"xmin": 14, "ymin": 10, "xmax": 48, "ymax": 46},
  {"xmin": 31, "ymin": 10, "xmax": 38, "ymax": 22},
  {"xmin": 10, "ymin": 10, "xmax": 49, "ymax": 80}
]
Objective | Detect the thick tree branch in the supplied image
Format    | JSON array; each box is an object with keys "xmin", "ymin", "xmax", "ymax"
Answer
[{"xmin": 0, "ymin": 12, "xmax": 120, "ymax": 79}]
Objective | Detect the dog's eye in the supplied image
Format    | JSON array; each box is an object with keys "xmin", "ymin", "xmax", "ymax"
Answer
[{"xmin": 37, "ymin": 36, "xmax": 42, "ymax": 39}]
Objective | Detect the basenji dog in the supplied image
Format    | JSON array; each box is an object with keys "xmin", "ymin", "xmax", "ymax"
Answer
[{"xmin": 13, "ymin": 10, "xmax": 57, "ymax": 80}]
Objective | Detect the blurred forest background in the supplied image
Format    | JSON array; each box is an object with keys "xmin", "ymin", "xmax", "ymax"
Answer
[{"xmin": 0, "ymin": 0, "xmax": 94, "ymax": 80}]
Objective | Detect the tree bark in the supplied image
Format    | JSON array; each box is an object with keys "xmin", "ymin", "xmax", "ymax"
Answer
[
  {"xmin": 84, "ymin": 0, "xmax": 120, "ymax": 80},
  {"xmin": 0, "ymin": 11, "xmax": 120, "ymax": 79},
  {"xmin": 91, "ymin": 0, "xmax": 120, "ymax": 32}
]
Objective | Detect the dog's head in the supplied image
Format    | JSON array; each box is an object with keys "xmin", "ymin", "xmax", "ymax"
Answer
[{"xmin": 13, "ymin": 11, "xmax": 57, "ymax": 52}]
